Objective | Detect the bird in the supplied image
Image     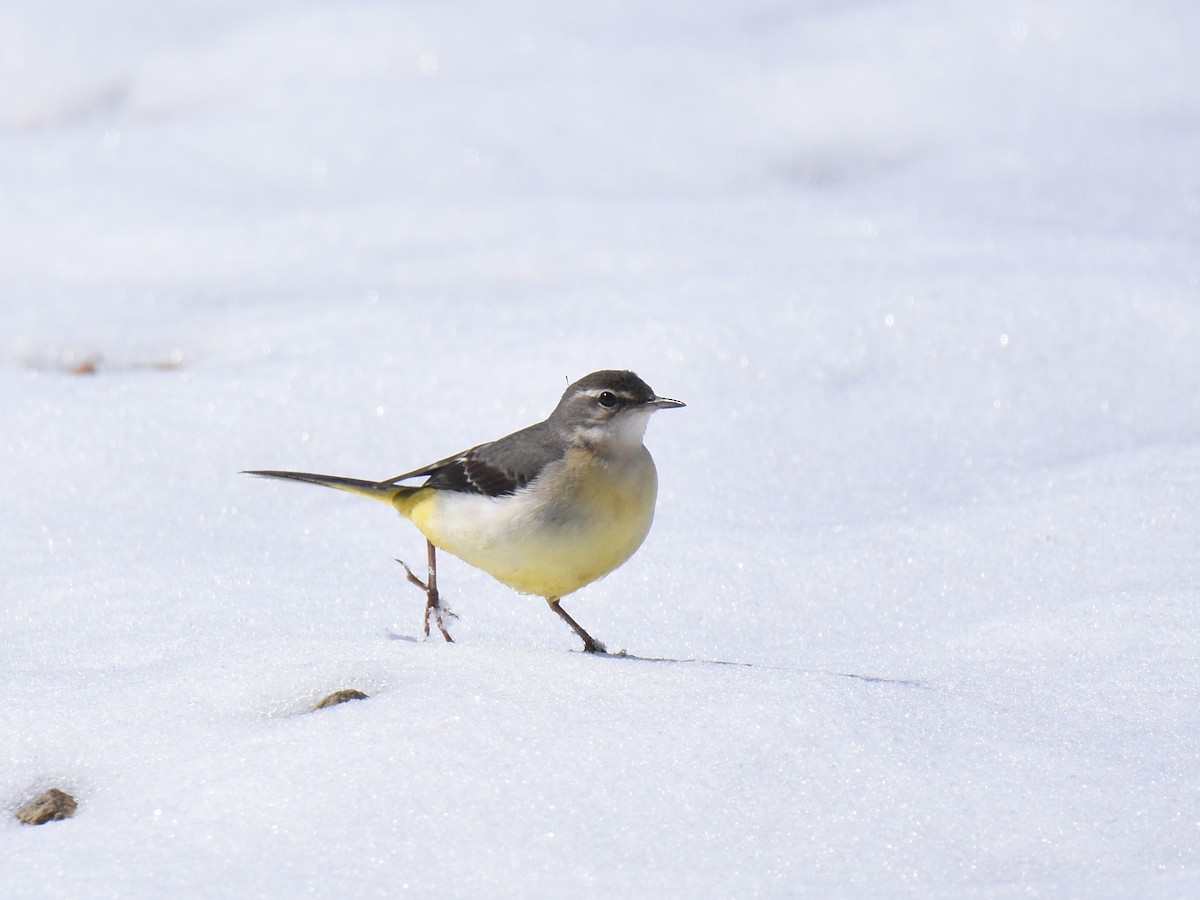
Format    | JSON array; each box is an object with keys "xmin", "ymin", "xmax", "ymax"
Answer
[{"xmin": 247, "ymin": 369, "xmax": 684, "ymax": 653}]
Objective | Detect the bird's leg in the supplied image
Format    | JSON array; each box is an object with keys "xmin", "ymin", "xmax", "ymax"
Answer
[
  {"xmin": 422, "ymin": 540, "xmax": 455, "ymax": 642},
  {"xmin": 547, "ymin": 596, "xmax": 606, "ymax": 654},
  {"xmin": 395, "ymin": 540, "xmax": 454, "ymax": 642}
]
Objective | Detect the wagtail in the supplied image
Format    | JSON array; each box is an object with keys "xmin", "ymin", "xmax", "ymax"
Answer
[{"xmin": 248, "ymin": 370, "xmax": 684, "ymax": 653}]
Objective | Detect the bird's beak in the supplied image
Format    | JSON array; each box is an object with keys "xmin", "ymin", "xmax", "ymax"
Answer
[{"xmin": 650, "ymin": 395, "xmax": 686, "ymax": 410}]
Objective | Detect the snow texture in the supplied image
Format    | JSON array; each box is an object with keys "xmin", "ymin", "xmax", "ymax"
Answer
[{"xmin": 2, "ymin": 0, "xmax": 1199, "ymax": 896}]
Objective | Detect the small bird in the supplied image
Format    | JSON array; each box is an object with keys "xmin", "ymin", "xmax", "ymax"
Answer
[{"xmin": 248, "ymin": 370, "xmax": 684, "ymax": 653}]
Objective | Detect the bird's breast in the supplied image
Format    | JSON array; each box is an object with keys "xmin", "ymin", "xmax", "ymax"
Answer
[{"xmin": 400, "ymin": 446, "xmax": 659, "ymax": 598}]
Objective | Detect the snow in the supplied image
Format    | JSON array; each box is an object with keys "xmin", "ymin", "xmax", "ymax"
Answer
[{"xmin": 2, "ymin": 0, "xmax": 1199, "ymax": 895}]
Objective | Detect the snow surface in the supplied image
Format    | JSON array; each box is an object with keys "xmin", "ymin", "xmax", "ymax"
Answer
[{"xmin": 3, "ymin": 0, "xmax": 1199, "ymax": 896}]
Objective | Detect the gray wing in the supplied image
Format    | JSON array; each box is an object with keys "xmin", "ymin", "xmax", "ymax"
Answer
[{"xmin": 379, "ymin": 421, "xmax": 566, "ymax": 498}]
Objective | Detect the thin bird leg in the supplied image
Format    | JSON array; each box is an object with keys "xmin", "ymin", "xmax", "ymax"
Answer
[
  {"xmin": 422, "ymin": 539, "xmax": 454, "ymax": 642},
  {"xmin": 546, "ymin": 596, "xmax": 606, "ymax": 654},
  {"xmin": 395, "ymin": 540, "xmax": 454, "ymax": 642}
]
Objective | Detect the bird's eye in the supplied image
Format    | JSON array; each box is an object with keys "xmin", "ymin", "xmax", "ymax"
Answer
[{"xmin": 598, "ymin": 391, "xmax": 617, "ymax": 408}]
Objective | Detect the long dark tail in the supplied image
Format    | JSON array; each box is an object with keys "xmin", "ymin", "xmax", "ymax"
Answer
[{"xmin": 244, "ymin": 470, "xmax": 413, "ymax": 506}]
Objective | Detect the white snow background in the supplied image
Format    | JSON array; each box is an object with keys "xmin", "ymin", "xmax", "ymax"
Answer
[{"xmin": 3, "ymin": 0, "xmax": 1199, "ymax": 896}]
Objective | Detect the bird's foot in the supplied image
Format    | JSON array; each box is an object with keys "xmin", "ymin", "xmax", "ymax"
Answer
[
  {"xmin": 424, "ymin": 598, "xmax": 456, "ymax": 643},
  {"xmin": 396, "ymin": 556, "xmax": 455, "ymax": 643},
  {"xmin": 547, "ymin": 596, "xmax": 605, "ymax": 654}
]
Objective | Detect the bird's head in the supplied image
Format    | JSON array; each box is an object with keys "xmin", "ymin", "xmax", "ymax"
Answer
[{"xmin": 551, "ymin": 370, "xmax": 685, "ymax": 449}]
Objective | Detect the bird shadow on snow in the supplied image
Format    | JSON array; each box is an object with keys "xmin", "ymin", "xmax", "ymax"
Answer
[
  {"xmin": 385, "ymin": 632, "xmax": 423, "ymax": 644},
  {"xmin": 382, "ymin": 629, "xmax": 928, "ymax": 690},
  {"xmin": 607, "ymin": 652, "xmax": 930, "ymax": 690}
]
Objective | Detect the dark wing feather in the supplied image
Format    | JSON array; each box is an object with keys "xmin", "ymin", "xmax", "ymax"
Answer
[{"xmin": 380, "ymin": 421, "xmax": 566, "ymax": 498}]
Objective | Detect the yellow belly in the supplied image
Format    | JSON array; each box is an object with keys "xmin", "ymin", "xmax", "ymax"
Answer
[{"xmin": 394, "ymin": 447, "xmax": 658, "ymax": 598}]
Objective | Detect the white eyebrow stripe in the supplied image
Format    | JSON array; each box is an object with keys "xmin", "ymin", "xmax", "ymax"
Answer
[{"xmin": 578, "ymin": 388, "xmax": 638, "ymax": 400}]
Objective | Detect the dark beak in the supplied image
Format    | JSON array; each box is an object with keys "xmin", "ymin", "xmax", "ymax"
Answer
[{"xmin": 650, "ymin": 395, "xmax": 685, "ymax": 410}]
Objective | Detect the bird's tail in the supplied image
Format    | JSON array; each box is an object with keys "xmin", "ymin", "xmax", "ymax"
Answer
[{"xmin": 245, "ymin": 469, "xmax": 417, "ymax": 507}]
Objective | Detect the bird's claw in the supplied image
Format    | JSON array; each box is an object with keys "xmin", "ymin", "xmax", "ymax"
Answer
[{"xmin": 395, "ymin": 550, "xmax": 454, "ymax": 643}]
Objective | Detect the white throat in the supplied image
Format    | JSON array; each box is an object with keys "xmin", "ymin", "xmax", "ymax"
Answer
[{"xmin": 576, "ymin": 408, "xmax": 653, "ymax": 452}]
